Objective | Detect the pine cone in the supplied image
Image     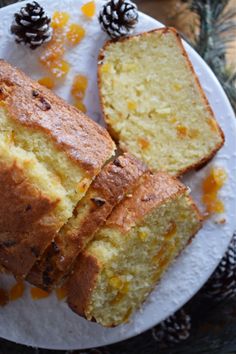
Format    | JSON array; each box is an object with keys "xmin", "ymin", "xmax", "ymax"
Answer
[
  {"xmin": 152, "ymin": 309, "xmax": 191, "ymax": 345},
  {"xmin": 203, "ymin": 233, "xmax": 236, "ymax": 301},
  {"xmin": 11, "ymin": 1, "xmax": 53, "ymax": 50},
  {"xmin": 99, "ymin": 0, "xmax": 139, "ymax": 39}
]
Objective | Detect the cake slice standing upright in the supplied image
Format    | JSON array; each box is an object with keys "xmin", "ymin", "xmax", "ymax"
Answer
[{"xmin": 98, "ymin": 28, "xmax": 224, "ymax": 176}]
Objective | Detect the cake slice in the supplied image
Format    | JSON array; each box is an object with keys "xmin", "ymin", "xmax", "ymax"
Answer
[
  {"xmin": 98, "ymin": 27, "xmax": 224, "ymax": 176},
  {"xmin": 67, "ymin": 172, "xmax": 202, "ymax": 327},
  {"xmin": 26, "ymin": 153, "xmax": 147, "ymax": 289},
  {"xmin": 0, "ymin": 60, "xmax": 115, "ymax": 277}
]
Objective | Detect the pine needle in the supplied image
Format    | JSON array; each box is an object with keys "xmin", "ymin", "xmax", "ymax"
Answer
[{"xmin": 188, "ymin": 0, "xmax": 236, "ymax": 112}]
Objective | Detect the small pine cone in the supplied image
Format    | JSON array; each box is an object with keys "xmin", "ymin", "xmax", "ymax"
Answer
[
  {"xmin": 11, "ymin": 1, "xmax": 53, "ymax": 50},
  {"xmin": 203, "ymin": 233, "xmax": 236, "ymax": 301},
  {"xmin": 152, "ymin": 309, "xmax": 191, "ymax": 345},
  {"xmin": 99, "ymin": 0, "xmax": 139, "ymax": 39}
]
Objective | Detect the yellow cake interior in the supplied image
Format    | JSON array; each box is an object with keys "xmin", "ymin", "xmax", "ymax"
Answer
[
  {"xmin": 100, "ymin": 30, "xmax": 223, "ymax": 175},
  {"xmin": 0, "ymin": 105, "xmax": 92, "ymax": 227},
  {"xmin": 84, "ymin": 192, "xmax": 200, "ymax": 326}
]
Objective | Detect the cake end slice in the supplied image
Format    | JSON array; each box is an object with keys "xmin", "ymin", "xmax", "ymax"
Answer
[
  {"xmin": 67, "ymin": 172, "xmax": 202, "ymax": 327},
  {"xmin": 98, "ymin": 27, "xmax": 224, "ymax": 176}
]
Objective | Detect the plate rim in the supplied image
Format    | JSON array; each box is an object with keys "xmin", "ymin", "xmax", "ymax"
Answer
[{"xmin": 0, "ymin": 0, "xmax": 236, "ymax": 350}]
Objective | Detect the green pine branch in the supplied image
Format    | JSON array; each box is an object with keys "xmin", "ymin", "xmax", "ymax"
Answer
[{"xmin": 188, "ymin": 0, "xmax": 236, "ymax": 112}]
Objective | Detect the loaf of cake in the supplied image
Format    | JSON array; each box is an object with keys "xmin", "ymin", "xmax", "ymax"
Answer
[
  {"xmin": 67, "ymin": 172, "xmax": 202, "ymax": 327},
  {"xmin": 0, "ymin": 60, "xmax": 115, "ymax": 277},
  {"xmin": 27, "ymin": 153, "xmax": 147, "ymax": 290},
  {"xmin": 98, "ymin": 28, "xmax": 224, "ymax": 176}
]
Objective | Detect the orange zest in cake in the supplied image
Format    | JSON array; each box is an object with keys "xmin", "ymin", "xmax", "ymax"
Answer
[{"xmin": 138, "ymin": 137, "xmax": 150, "ymax": 150}]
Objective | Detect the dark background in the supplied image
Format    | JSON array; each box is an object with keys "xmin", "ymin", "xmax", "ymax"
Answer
[{"xmin": 0, "ymin": 0, "xmax": 236, "ymax": 353}]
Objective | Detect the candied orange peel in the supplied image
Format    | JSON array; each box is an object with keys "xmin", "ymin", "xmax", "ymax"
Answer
[
  {"xmin": 67, "ymin": 24, "xmax": 85, "ymax": 45},
  {"xmin": 38, "ymin": 77, "xmax": 55, "ymax": 89},
  {"xmin": 71, "ymin": 75, "xmax": 88, "ymax": 100},
  {"xmin": 51, "ymin": 11, "xmax": 70, "ymax": 29},
  {"xmin": 81, "ymin": 1, "xmax": 96, "ymax": 18},
  {"xmin": 31, "ymin": 287, "xmax": 50, "ymax": 300},
  {"xmin": 74, "ymin": 100, "xmax": 87, "ymax": 113},
  {"xmin": 138, "ymin": 137, "xmax": 150, "ymax": 150},
  {"xmin": 40, "ymin": 29, "xmax": 66, "ymax": 67},
  {"xmin": 202, "ymin": 168, "xmax": 227, "ymax": 215},
  {"xmin": 49, "ymin": 59, "xmax": 70, "ymax": 78},
  {"xmin": 55, "ymin": 286, "xmax": 68, "ymax": 300},
  {"xmin": 9, "ymin": 281, "xmax": 25, "ymax": 301}
]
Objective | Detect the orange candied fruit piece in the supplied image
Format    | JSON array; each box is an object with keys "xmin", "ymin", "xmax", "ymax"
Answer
[
  {"xmin": 165, "ymin": 222, "xmax": 177, "ymax": 240},
  {"xmin": 66, "ymin": 24, "xmax": 85, "ymax": 45},
  {"xmin": 49, "ymin": 59, "xmax": 70, "ymax": 78},
  {"xmin": 127, "ymin": 101, "xmax": 136, "ymax": 111},
  {"xmin": 202, "ymin": 168, "xmax": 226, "ymax": 195},
  {"xmin": 9, "ymin": 281, "xmax": 25, "ymax": 301},
  {"xmin": 71, "ymin": 75, "xmax": 88, "ymax": 100},
  {"xmin": 38, "ymin": 77, "xmax": 55, "ymax": 89},
  {"xmin": 40, "ymin": 30, "xmax": 66, "ymax": 67},
  {"xmin": 81, "ymin": 1, "xmax": 96, "ymax": 18},
  {"xmin": 208, "ymin": 118, "xmax": 218, "ymax": 132},
  {"xmin": 55, "ymin": 285, "xmax": 67, "ymax": 300},
  {"xmin": 51, "ymin": 11, "xmax": 70, "ymax": 29},
  {"xmin": 74, "ymin": 100, "xmax": 87, "ymax": 113},
  {"xmin": 31, "ymin": 287, "xmax": 50, "ymax": 300},
  {"xmin": 202, "ymin": 168, "xmax": 227, "ymax": 215},
  {"xmin": 176, "ymin": 125, "xmax": 188, "ymax": 138},
  {"xmin": 138, "ymin": 137, "xmax": 150, "ymax": 150}
]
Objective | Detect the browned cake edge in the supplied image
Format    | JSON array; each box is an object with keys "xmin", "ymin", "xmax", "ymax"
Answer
[
  {"xmin": 0, "ymin": 161, "xmax": 59, "ymax": 277},
  {"xmin": 97, "ymin": 27, "xmax": 225, "ymax": 177},
  {"xmin": 26, "ymin": 154, "xmax": 148, "ymax": 290},
  {"xmin": 0, "ymin": 59, "xmax": 115, "ymax": 176},
  {"xmin": 67, "ymin": 172, "xmax": 202, "ymax": 322},
  {"xmin": 0, "ymin": 60, "xmax": 116, "ymax": 277}
]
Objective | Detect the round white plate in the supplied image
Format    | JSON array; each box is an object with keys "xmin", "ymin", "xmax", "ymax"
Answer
[{"xmin": 0, "ymin": 0, "xmax": 236, "ymax": 350}]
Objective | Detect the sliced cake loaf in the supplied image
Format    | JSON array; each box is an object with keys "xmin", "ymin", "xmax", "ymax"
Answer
[
  {"xmin": 67, "ymin": 172, "xmax": 202, "ymax": 327},
  {"xmin": 0, "ymin": 60, "xmax": 115, "ymax": 277},
  {"xmin": 98, "ymin": 28, "xmax": 224, "ymax": 176},
  {"xmin": 27, "ymin": 154, "xmax": 147, "ymax": 290}
]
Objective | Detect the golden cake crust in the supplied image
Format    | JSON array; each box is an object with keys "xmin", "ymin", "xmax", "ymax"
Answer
[
  {"xmin": 27, "ymin": 154, "xmax": 147, "ymax": 289},
  {"xmin": 67, "ymin": 172, "xmax": 202, "ymax": 323},
  {"xmin": 0, "ymin": 60, "xmax": 115, "ymax": 277},
  {"xmin": 67, "ymin": 252, "xmax": 100, "ymax": 318},
  {"xmin": 98, "ymin": 27, "xmax": 225, "ymax": 177},
  {"xmin": 0, "ymin": 161, "xmax": 58, "ymax": 277},
  {"xmin": 0, "ymin": 60, "xmax": 115, "ymax": 176},
  {"xmin": 105, "ymin": 172, "xmax": 187, "ymax": 233}
]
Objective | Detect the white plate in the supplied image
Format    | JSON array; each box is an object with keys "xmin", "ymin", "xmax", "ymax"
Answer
[{"xmin": 0, "ymin": 0, "xmax": 236, "ymax": 350}]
